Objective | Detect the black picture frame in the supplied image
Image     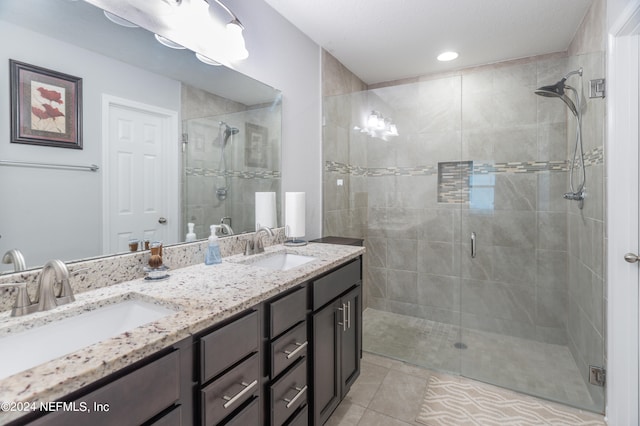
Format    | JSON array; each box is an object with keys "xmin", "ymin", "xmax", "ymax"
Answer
[{"xmin": 10, "ymin": 59, "xmax": 83, "ymax": 149}]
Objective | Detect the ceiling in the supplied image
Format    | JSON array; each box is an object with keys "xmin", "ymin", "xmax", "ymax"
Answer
[{"xmin": 264, "ymin": 0, "xmax": 594, "ymax": 85}]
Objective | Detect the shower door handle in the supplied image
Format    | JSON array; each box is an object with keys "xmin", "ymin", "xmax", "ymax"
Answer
[
  {"xmin": 471, "ymin": 232, "xmax": 477, "ymax": 258},
  {"xmin": 624, "ymin": 253, "xmax": 640, "ymax": 263}
]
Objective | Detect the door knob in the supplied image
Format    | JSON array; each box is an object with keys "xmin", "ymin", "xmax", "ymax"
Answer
[
  {"xmin": 158, "ymin": 217, "xmax": 167, "ymax": 224},
  {"xmin": 624, "ymin": 253, "xmax": 640, "ymax": 263}
]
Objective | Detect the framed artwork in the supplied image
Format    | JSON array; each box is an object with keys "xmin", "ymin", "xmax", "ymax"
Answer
[
  {"xmin": 10, "ymin": 59, "xmax": 83, "ymax": 149},
  {"xmin": 245, "ymin": 122, "xmax": 269, "ymax": 168}
]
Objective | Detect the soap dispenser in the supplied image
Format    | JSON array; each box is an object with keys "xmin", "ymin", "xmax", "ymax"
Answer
[
  {"xmin": 186, "ymin": 222, "xmax": 197, "ymax": 242},
  {"xmin": 205, "ymin": 225, "xmax": 222, "ymax": 265}
]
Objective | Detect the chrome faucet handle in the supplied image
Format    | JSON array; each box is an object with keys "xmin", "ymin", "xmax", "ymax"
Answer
[
  {"xmin": 244, "ymin": 240, "xmax": 255, "ymax": 256},
  {"xmin": 0, "ymin": 282, "xmax": 34, "ymax": 317}
]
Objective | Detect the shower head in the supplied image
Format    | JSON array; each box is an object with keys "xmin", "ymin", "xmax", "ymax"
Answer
[
  {"xmin": 534, "ymin": 68, "xmax": 583, "ymax": 118},
  {"xmin": 219, "ymin": 122, "xmax": 239, "ymax": 147}
]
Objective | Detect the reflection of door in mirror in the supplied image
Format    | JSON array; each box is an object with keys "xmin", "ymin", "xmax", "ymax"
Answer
[{"xmin": 103, "ymin": 96, "xmax": 179, "ymax": 253}]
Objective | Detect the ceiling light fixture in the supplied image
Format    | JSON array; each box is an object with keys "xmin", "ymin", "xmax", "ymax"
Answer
[
  {"xmin": 103, "ymin": 11, "xmax": 138, "ymax": 28},
  {"xmin": 204, "ymin": 0, "xmax": 248, "ymax": 61},
  {"xmin": 363, "ymin": 111, "xmax": 399, "ymax": 139},
  {"xmin": 154, "ymin": 34, "xmax": 186, "ymax": 49},
  {"xmin": 437, "ymin": 51, "xmax": 459, "ymax": 62},
  {"xmin": 195, "ymin": 52, "xmax": 222, "ymax": 66}
]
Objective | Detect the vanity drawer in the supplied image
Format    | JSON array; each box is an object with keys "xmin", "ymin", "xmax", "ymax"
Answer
[
  {"xmin": 270, "ymin": 359, "xmax": 307, "ymax": 426},
  {"xmin": 30, "ymin": 350, "xmax": 180, "ymax": 426},
  {"xmin": 285, "ymin": 405, "xmax": 308, "ymax": 426},
  {"xmin": 313, "ymin": 258, "xmax": 361, "ymax": 310},
  {"xmin": 201, "ymin": 353, "xmax": 260, "ymax": 426},
  {"xmin": 223, "ymin": 397, "xmax": 260, "ymax": 426},
  {"xmin": 200, "ymin": 310, "xmax": 259, "ymax": 383},
  {"xmin": 271, "ymin": 321, "xmax": 308, "ymax": 378},
  {"xmin": 269, "ymin": 287, "xmax": 306, "ymax": 338}
]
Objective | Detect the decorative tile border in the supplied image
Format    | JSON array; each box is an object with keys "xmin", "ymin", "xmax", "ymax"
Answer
[
  {"xmin": 324, "ymin": 146, "xmax": 603, "ymax": 178},
  {"xmin": 185, "ymin": 167, "xmax": 281, "ymax": 180}
]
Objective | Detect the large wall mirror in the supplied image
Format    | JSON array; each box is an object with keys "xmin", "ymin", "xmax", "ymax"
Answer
[{"xmin": 0, "ymin": 0, "xmax": 282, "ymax": 274}]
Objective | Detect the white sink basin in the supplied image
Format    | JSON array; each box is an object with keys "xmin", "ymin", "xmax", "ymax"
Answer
[
  {"xmin": 0, "ymin": 298, "xmax": 176, "ymax": 380},
  {"xmin": 240, "ymin": 252, "xmax": 317, "ymax": 271}
]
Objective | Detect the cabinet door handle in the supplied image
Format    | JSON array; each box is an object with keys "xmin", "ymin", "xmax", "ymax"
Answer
[
  {"xmin": 222, "ymin": 379, "xmax": 258, "ymax": 409},
  {"xmin": 283, "ymin": 385, "xmax": 308, "ymax": 409},
  {"xmin": 471, "ymin": 232, "xmax": 477, "ymax": 258},
  {"xmin": 337, "ymin": 304, "xmax": 347, "ymax": 331},
  {"xmin": 346, "ymin": 301, "xmax": 351, "ymax": 329},
  {"xmin": 284, "ymin": 341, "xmax": 308, "ymax": 359}
]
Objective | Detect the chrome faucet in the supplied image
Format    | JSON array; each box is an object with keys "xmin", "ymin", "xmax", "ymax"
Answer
[
  {"xmin": 220, "ymin": 216, "xmax": 232, "ymax": 229},
  {"xmin": 219, "ymin": 223, "xmax": 234, "ymax": 236},
  {"xmin": 2, "ymin": 249, "xmax": 26, "ymax": 272},
  {"xmin": 254, "ymin": 226, "xmax": 274, "ymax": 254},
  {"xmin": 35, "ymin": 259, "xmax": 74, "ymax": 311},
  {"xmin": 0, "ymin": 259, "xmax": 76, "ymax": 317},
  {"xmin": 244, "ymin": 226, "xmax": 274, "ymax": 255}
]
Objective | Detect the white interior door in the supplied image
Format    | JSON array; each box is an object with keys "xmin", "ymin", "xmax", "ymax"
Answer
[
  {"xmin": 607, "ymin": 5, "xmax": 640, "ymax": 424},
  {"xmin": 102, "ymin": 96, "xmax": 179, "ymax": 253}
]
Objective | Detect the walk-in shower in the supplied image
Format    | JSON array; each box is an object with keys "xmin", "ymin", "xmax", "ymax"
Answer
[
  {"xmin": 322, "ymin": 52, "xmax": 605, "ymax": 414},
  {"xmin": 535, "ymin": 68, "xmax": 586, "ymax": 208}
]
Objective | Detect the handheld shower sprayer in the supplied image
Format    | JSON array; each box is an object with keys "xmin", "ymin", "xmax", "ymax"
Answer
[
  {"xmin": 215, "ymin": 121, "xmax": 240, "ymax": 201},
  {"xmin": 534, "ymin": 67, "xmax": 586, "ymax": 209}
]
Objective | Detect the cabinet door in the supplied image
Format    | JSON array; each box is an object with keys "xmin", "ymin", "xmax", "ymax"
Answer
[
  {"xmin": 312, "ymin": 299, "xmax": 341, "ymax": 426},
  {"xmin": 340, "ymin": 285, "xmax": 361, "ymax": 398}
]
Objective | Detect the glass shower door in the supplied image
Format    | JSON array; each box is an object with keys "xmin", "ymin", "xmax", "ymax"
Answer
[{"xmin": 458, "ymin": 53, "xmax": 605, "ymax": 413}]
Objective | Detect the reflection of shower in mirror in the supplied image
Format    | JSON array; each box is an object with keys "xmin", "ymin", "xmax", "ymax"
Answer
[{"xmin": 216, "ymin": 121, "xmax": 239, "ymax": 201}]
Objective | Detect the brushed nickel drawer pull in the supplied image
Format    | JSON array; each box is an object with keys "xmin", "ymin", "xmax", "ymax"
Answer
[
  {"xmin": 283, "ymin": 385, "xmax": 307, "ymax": 409},
  {"xmin": 346, "ymin": 301, "xmax": 351, "ymax": 329},
  {"xmin": 337, "ymin": 304, "xmax": 347, "ymax": 331},
  {"xmin": 222, "ymin": 379, "xmax": 258, "ymax": 409},
  {"xmin": 284, "ymin": 341, "xmax": 308, "ymax": 359}
]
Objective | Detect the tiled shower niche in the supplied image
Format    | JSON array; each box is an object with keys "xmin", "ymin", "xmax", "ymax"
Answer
[{"xmin": 437, "ymin": 161, "xmax": 473, "ymax": 204}]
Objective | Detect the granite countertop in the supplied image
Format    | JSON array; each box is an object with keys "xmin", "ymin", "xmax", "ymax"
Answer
[{"xmin": 0, "ymin": 243, "xmax": 364, "ymax": 424}]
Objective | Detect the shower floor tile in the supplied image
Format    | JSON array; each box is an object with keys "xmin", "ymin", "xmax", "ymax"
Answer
[{"xmin": 362, "ymin": 308, "xmax": 598, "ymax": 412}]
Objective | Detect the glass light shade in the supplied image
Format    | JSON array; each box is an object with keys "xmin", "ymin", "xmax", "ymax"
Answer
[
  {"xmin": 195, "ymin": 52, "xmax": 222, "ymax": 66},
  {"xmin": 103, "ymin": 11, "xmax": 138, "ymax": 28},
  {"xmin": 154, "ymin": 34, "xmax": 186, "ymax": 49},
  {"xmin": 367, "ymin": 112, "xmax": 379, "ymax": 128},
  {"xmin": 226, "ymin": 21, "xmax": 249, "ymax": 60}
]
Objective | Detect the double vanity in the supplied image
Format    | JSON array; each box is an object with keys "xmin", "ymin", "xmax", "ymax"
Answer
[{"xmin": 0, "ymin": 240, "xmax": 364, "ymax": 425}]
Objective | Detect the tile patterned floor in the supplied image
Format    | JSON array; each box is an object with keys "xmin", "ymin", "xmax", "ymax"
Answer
[
  {"xmin": 361, "ymin": 308, "xmax": 601, "ymax": 413},
  {"xmin": 327, "ymin": 353, "xmax": 605, "ymax": 426}
]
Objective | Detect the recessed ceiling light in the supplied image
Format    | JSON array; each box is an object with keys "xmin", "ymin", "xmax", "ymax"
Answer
[{"xmin": 437, "ymin": 51, "xmax": 459, "ymax": 62}]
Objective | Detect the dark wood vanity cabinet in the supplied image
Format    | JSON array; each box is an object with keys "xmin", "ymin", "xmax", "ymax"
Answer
[
  {"xmin": 12, "ymin": 255, "xmax": 362, "ymax": 426},
  {"xmin": 264, "ymin": 286, "xmax": 309, "ymax": 426},
  {"xmin": 197, "ymin": 308, "xmax": 262, "ymax": 426},
  {"xmin": 22, "ymin": 338, "xmax": 193, "ymax": 426},
  {"xmin": 311, "ymin": 257, "xmax": 362, "ymax": 426}
]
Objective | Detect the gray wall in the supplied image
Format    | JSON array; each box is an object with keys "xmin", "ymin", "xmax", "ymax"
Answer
[
  {"xmin": 0, "ymin": 20, "xmax": 180, "ymax": 272},
  {"xmin": 324, "ymin": 54, "xmax": 573, "ymax": 344}
]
